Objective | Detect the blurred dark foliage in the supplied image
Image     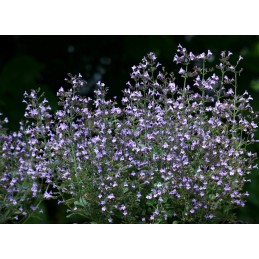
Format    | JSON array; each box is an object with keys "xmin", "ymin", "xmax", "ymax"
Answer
[{"xmin": 1, "ymin": 35, "xmax": 259, "ymax": 223}]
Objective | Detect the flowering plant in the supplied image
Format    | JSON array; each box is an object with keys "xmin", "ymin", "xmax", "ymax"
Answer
[
  {"xmin": 0, "ymin": 91, "xmax": 53, "ymax": 223},
  {"xmin": 0, "ymin": 45, "xmax": 258, "ymax": 223}
]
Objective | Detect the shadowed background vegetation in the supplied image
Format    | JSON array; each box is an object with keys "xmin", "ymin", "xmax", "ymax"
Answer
[{"xmin": 1, "ymin": 35, "xmax": 259, "ymax": 223}]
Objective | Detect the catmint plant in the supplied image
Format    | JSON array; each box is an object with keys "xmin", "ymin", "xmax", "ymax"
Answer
[
  {"xmin": 0, "ymin": 45, "xmax": 258, "ymax": 223},
  {"xmin": 0, "ymin": 90, "xmax": 53, "ymax": 223},
  {"xmin": 47, "ymin": 45, "xmax": 258, "ymax": 223}
]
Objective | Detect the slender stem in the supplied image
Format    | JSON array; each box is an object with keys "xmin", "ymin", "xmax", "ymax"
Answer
[
  {"xmin": 201, "ymin": 60, "xmax": 206, "ymax": 99},
  {"xmin": 183, "ymin": 64, "xmax": 188, "ymax": 92},
  {"xmin": 232, "ymin": 71, "xmax": 238, "ymax": 137}
]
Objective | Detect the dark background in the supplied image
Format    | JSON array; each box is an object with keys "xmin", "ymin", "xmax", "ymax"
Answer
[{"xmin": 1, "ymin": 35, "xmax": 259, "ymax": 223}]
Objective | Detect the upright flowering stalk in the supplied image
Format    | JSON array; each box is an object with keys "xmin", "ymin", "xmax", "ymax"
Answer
[
  {"xmin": 0, "ymin": 90, "xmax": 53, "ymax": 223},
  {"xmin": 48, "ymin": 74, "xmax": 115, "ymax": 221}
]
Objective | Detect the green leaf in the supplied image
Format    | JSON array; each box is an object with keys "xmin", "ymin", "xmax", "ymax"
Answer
[
  {"xmin": 146, "ymin": 200, "xmax": 155, "ymax": 208},
  {"xmin": 152, "ymin": 148, "xmax": 166, "ymax": 155},
  {"xmin": 209, "ymin": 194, "xmax": 216, "ymax": 200},
  {"xmin": 66, "ymin": 213, "xmax": 77, "ymax": 219},
  {"xmin": 74, "ymin": 197, "xmax": 87, "ymax": 207},
  {"xmin": 123, "ymin": 188, "xmax": 129, "ymax": 194},
  {"xmin": 66, "ymin": 198, "xmax": 75, "ymax": 205}
]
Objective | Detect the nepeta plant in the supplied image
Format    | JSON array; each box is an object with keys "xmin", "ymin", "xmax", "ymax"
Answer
[
  {"xmin": 0, "ymin": 45, "xmax": 258, "ymax": 223},
  {"xmin": 0, "ymin": 91, "xmax": 53, "ymax": 223}
]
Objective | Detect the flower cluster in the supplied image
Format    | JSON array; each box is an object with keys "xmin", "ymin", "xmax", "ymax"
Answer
[
  {"xmin": 0, "ymin": 45, "xmax": 258, "ymax": 223},
  {"xmin": 0, "ymin": 90, "xmax": 53, "ymax": 223}
]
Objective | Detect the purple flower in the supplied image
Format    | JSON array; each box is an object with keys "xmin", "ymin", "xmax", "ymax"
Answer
[
  {"xmin": 107, "ymin": 193, "xmax": 115, "ymax": 199},
  {"xmin": 59, "ymin": 123, "xmax": 68, "ymax": 130},
  {"xmin": 44, "ymin": 191, "xmax": 53, "ymax": 199},
  {"xmin": 146, "ymin": 194, "xmax": 152, "ymax": 200},
  {"xmin": 179, "ymin": 68, "xmax": 185, "ymax": 75}
]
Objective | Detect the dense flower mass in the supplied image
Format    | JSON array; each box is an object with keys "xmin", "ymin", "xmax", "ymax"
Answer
[
  {"xmin": 0, "ymin": 45, "xmax": 258, "ymax": 223},
  {"xmin": 0, "ymin": 90, "xmax": 53, "ymax": 223}
]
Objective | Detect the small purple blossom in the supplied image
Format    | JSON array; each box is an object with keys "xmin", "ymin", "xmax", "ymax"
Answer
[
  {"xmin": 179, "ymin": 68, "xmax": 186, "ymax": 75},
  {"xmin": 44, "ymin": 191, "xmax": 53, "ymax": 199}
]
